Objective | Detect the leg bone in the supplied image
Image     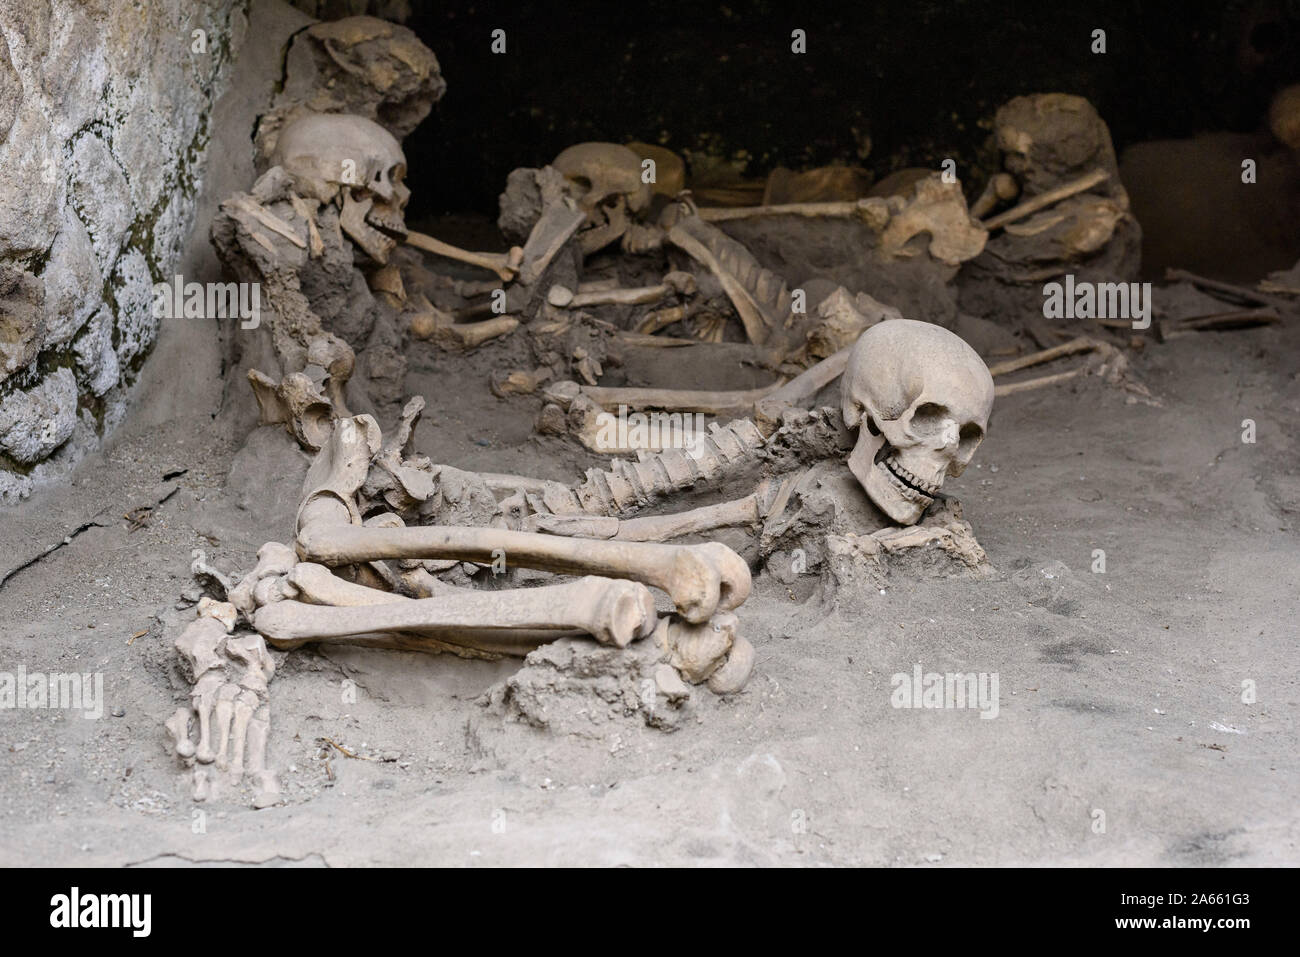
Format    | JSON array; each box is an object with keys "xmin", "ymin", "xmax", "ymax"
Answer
[
  {"xmin": 295, "ymin": 524, "xmax": 751, "ymax": 624},
  {"xmin": 254, "ymin": 576, "xmax": 657, "ymax": 650}
]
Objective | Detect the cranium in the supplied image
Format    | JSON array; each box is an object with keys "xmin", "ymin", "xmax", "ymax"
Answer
[
  {"xmin": 841, "ymin": 319, "xmax": 994, "ymax": 525},
  {"xmin": 271, "ymin": 112, "xmax": 410, "ymax": 262},
  {"xmin": 553, "ymin": 142, "xmax": 653, "ymax": 215}
]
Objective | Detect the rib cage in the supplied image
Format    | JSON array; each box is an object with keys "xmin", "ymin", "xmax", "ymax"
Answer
[{"xmin": 668, "ymin": 214, "xmax": 796, "ymax": 345}]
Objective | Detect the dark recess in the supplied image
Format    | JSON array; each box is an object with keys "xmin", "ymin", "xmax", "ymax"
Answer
[{"xmin": 401, "ymin": 0, "xmax": 1300, "ymax": 219}]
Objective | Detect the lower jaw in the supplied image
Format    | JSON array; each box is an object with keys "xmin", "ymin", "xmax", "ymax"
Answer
[{"xmin": 867, "ymin": 462, "xmax": 933, "ymax": 523}]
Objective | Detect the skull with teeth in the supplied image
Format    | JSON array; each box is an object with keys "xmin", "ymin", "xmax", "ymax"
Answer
[
  {"xmin": 270, "ymin": 112, "xmax": 410, "ymax": 263},
  {"xmin": 841, "ymin": 319, "xmax": 994, "ymax": 525}
]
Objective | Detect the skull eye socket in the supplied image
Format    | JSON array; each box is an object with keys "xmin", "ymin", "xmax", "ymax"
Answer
[
  {"xmin": 957, "ymin": 422, "xmax": 984, "ymax": 456},
  {"xmin": 908, "ymin": 402, "xmax": 949, "ymax": 436}
]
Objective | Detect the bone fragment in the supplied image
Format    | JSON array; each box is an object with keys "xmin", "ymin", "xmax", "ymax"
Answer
[
  {"xmin": 697, "ymin": 198, "xmax": 884, "ymax": 222},
  {"xmin": 969, "ymin": 172, "xmax": 1019, "ymax": 219},
  {"xmin": 611, "ymin": 494, "xmax": 762, "ymax": 541},
  {"xmin": 1163, "ymin": 268, "xmax": 1286, "ymax": 310},
  {"xmin": 518, "ymin": 203, "xmax": 586, "ymax": 285},
  {"xmin": 431, "ymin": 315, "xmax": 519, "ymax": 349},
  {"xmin": 985, "ymin": 336, "xmax": 1099, "ymax": 377},
  {"xmin": 754, "ymin": 344, "xmax": 853, "ymax": 431},
  {"xmin": 525, "ymin": 492, "xmax": 761, "ymax": 542},
  {"xmin": 406, "ymin": 230, "xmax": 520, "ymax": 281},
  {"xmin": 289, "ymin": 562, "xmax": 409, "ymax": 606},
  {"xmin": 548, "ymin": 272, "xmax": 696, "ymax": 308},
  {"xmin": 993, "ymin": 368, "xmax": 1084, "ymax": 396},
  {"xmin": 635, "ymin": 304, "xmax": 691, "ymax": 335},
  {"xmin": 1158, "ymin": 309, "xmax": 1280, "ymax": 340},
  {"xmin": 230, "ymin": 196, "xmax": 307, "ymax": 248},
  {"xmin": 289, "ymin": 195, "xmax": 324, "ymax": 257},
  {"xmin": 982, "ymin": 168, "xmax": 1109, "ymax": 231}
]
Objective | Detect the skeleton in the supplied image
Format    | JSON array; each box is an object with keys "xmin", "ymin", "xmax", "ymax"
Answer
[
  {"xmin": 169, "ymin": 406, "xmax": 761, "ymax": 802},
  {"xmin": 535, "ymin": 278, "xmax": 1125, "ymax": 456},
  {"xmin": 959, "ymin": 93, "xmax": 1142, "ymax": 329},
  {"xmin": 271, "ymin": 111, "xmax": 411, "ymax": 266},
  {"xmin": 552, "ymin": 143, "xmax": 654, "ymax": 254},
  {"xmin": 500, "ymin": 320, "xmax": 999, "ymax": 581},
  {"xmin": 216, "ymin": 108, "xmax": 538, "ymax": 444}
]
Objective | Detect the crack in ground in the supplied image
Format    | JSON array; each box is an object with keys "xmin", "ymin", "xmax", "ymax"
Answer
[
  {"xmin": 124, "ymin": 852, "xmax": 330, "ymax": 868},
  {"xmin": 0, "ymin": 481, "xmax": 181, "ymax": 589},
  {"xmin": 0, "ymin": 517, "xmax": 109, "ymax": 589}
]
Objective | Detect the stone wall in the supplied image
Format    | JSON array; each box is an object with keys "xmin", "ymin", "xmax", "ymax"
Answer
[{"xmin": 0, "ymin": 0, "xmax": 247, "ymax": 502}]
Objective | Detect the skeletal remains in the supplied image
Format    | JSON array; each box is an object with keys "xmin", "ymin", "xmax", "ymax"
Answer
[
  {"xmin": 167, "ymin": 311, "xmax": 1003, "ymax": 803},
  {"xmin": 189, "ymin": 20, "xmax": 1146, "ymax": 805}
]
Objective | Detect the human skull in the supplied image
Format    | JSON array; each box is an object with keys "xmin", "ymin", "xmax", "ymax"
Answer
[
  {"xmin": 993, "ymin": 94, "xmax": 1116, "ymax": 196},
  {"xmin": 840, "ymin": 319, "xmax": 994, "ymax": 525},
  {"xmin": 271, "ymin": 112, "xmax": 410, "ymax": 261},
  {"xmin": 553, "ymin": 142, "xmax": 653, "ymax": 214}
]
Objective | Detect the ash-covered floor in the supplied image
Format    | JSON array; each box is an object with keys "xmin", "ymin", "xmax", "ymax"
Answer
[
  {"xmin": 1, "ymin": 1, "xmax": 1298, "ymax": 869},
  {"xmin": 0, "ymin": 302, "xmax": 1295, "ymax": 866}
]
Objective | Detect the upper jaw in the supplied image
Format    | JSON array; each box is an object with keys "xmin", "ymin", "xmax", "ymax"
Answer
[{"xmin": 847, "ymin": 436, "xmax": 933, "ymax": 525}]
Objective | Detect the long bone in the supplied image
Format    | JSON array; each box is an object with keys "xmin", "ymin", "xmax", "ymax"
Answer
[
  {"xmin": 550, "ymin": 344, "xmax": 851, "ymax": 432},
  {"xmin": 696, "ymin": 198, "xmax": 887, "ymax": 223},
  {"xmin": 405, "ymin": 230, "xmax": 523, "ymax": 281},
  {"xmin": 969, "ymin": 172, "xmax": 1020, "ymax": 218},
  {"xmin": 547, "ymin": 271, "xmax": 697, "ymax": 308},
  {"xmin": 526, "ymin": 484, "xmax": 786, "ymax": 542},
  {"xmin": 240, "ymin": 562, "xmax": 547, "ymax": 657},
  {"xmin": 282, "ymin": 565, "xmax": 743, "ymax": 681},
  {"xmin": 577, "ymin": 381, "xmax": 784, "ymax": 418},
  {"xmin": 254, "ymin": 576, "xmax": 657, "ymax": 650},
  {"xmin": 294, "ymin": 523, "xmax": 751, "ymax": 624},
  {"xmin": 981, "ymin": 168, "xmax": 1109, "ymax": 231}
]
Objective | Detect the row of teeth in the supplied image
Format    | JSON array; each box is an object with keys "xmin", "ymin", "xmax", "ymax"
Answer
[
  {"xmin": 366, "ymin": 210, "xmax": 406, "ymax": 236},
  {"xmin": 880, "ymin": 456, "xmax": 939, "ymax": 498}
]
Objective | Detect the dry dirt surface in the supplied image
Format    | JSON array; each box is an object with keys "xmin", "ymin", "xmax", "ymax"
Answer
[{"xmin": 0, "ymin": 311, "xmax": 1296, "ymax": 867}]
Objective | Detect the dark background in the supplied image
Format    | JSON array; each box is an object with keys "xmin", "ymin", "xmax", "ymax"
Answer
[{"xmin": 400, "ymin": 0, "xmax": 1300, "ymax": 218}]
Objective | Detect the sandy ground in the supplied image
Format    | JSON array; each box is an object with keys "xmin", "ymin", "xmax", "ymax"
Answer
[
  {"xmin": 0, "ymin": 295, "xmax": 1296, "ymax": 867},
  {"xmin": 0, "ymin": 0, "xmax": 1295, "ymax": 866}
]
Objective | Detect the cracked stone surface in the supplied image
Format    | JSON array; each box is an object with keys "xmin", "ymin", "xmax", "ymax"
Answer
[{"xmin": 0, "ymin": 0, "xmax": 246, "ymax": 502}]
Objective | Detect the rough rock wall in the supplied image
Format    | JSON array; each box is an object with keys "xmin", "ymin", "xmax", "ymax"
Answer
[{"xmin": 0, "ymin": 0, "xmax": 247, "ymax": 503}]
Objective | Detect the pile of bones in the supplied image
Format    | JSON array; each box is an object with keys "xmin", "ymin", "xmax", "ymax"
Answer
[{"xmin": 165, "ymin": 16, "xmax": 1148, "ymax": 807}]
